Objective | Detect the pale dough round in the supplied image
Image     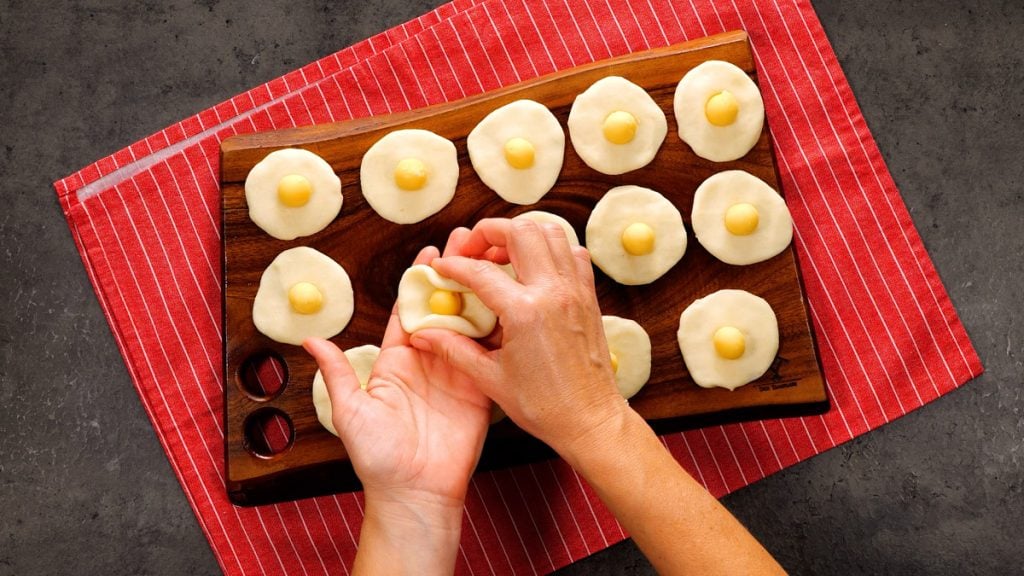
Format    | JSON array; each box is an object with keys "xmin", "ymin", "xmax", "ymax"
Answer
[
  {"xmin": 360, "ymin": 129, "xmax": 459, "ymax": 224},
  {"xmin": 568, "ymin": 76, "xmax": 668, "ymax": 175},
  {"xmin": 244, "ymin": 148, "xmax": 343, "ymax": 240},
  {"xmin": 674, "ymin": 60, "xmax": 765, "ymax": 162},
  {"xmin": 397, "ymin": 264, "xmax": 497, "ymax": 338},
  {"xmin": 691, "ymin": 170, "xmax": 793, "ymax": 265},
  {"xmin": 677, "ymin": 289, "xmax": 779, "ymax": 391},
  {"xmin": 602, "ymin": 315, "xmax": 651, "ymax": 400},
  {"xmin": 252, "ymin": 247, "xmax": 354, "ymax": 345},
  {"xmin": 586, "ymin": 185, "xmax": 687, "ymax": 285},
  {"xmin": 467, "ymin": 99, "xmax": 565, "ymax": 205},
  {"xmin": 312, "ymin": 344, "xmax": 380, "ymax": 437},
  {"xmin": 514, "ymin": 210, "xmax": 580, "ymax": 246}
]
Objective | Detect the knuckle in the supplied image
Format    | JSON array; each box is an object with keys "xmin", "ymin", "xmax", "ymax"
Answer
[
  {"xmin": 520, "ymin": 287, "xmax": 576, "ymax": 315},
  {"xmin": 471, "ymin": 258, "xmax": 495, "ymax": 274},
  {"xmin": 512, "ymin": 218, "xmax": 538, "ymax": 233},
  {"xmin": 571, "ymin": 246, "xmax": 591, "ymax": 260},
  {"xmin": 439, "ymin": 341, "xmax": 459, "ymax": 366},
  {"xmin": 517, "ymin": 292, "xmax": 541, "ymax": 310},
  {"xmin": 540, "ymin": 222, "xmax": 565, "ymax": 237}
]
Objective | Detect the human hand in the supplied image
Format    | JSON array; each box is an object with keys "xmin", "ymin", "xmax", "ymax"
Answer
[
  {"xmin": 409, "ymin": 218, "xmax": 628, "ymax": 458},
  {"xmin": 303, "ymin": 245, "xmax": 491, "ymax": 507},
  {"xmin": 304, "ymin": 244, "xmax": 493, "ymax": 575},
  {"xmin": 405, "ymin": 223, "xmax": 786, "ymax": 576}
]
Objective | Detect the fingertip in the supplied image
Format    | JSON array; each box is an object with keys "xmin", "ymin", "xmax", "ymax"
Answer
[
  {"xmin": 304, "ymin": 338, "xmax": 360, "ymax": 410},
  {"xmin": 408, "ymin": 332, "xmax": 431, "ymax": 352},
  {"xmin": 415, "ymin": 245, "xmax": 440, "ymax": 265},
  {"xmin": 408, "ymin": 328, "xmax": 447, "ymax": 361},
  {"xmin": 429, "ymin": 254, "xmax": 452, "ymax": 273},
  {"xmin": 302, "ymin": 337, "xmax": 318, "ymax": 353},
  {"xmin": 303, "ymin": 336, "xmax": 330, "ymax": 357},
  {"xmin": 442, "ymin": 227, "xmax": 471, "ymax": 257},
  {"xmin": 430, "ymin": 254, "xmax": 474, "ymax": 275}
]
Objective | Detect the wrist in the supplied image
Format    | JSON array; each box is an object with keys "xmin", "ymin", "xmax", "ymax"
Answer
[
  {"xmin": 354, "ymin": 489, "xmax": 465, "ymax": 576},
  {"xmin": 363, "ymin": 487, "xmax": 465, "ymax": 533},
  {"xmin": 550, "ymin": 393, "xmax": 639, "ymax": 468},
  {"xmin": 556, "ymin": 404, "xmax": 685, "ymax": 507}
]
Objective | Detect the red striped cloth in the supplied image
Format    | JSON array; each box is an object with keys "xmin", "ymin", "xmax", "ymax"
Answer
[{"xmin": 53, "ymin": 0, "xmax": 983, "ymax": 574}]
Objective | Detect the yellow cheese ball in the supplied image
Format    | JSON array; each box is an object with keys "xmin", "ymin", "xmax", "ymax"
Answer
[
  {"xmin": 724, "ymin": 202, "xmax": 760, "ymax": 236},
  {"xmin": 394, "ymin": 157, "xmax": 429, "ymax": 191},
  {"xmin": 428, "ymin": 290, "xmax": 463, "ymax": 316},
  {"xmin": 705, "ymin": 90, "xmax": 739, "ymax": 127},
  {"xmin": 503, "ymin": 137, "xmax": 536, "ymax": 169},
  {"xmin": 288, "ymin": 281, "xmax": 323, "ymax": 315},
  {"xmin": 609, "ymin": 351, "xmax": 620, "ymax": 374},
  {"xmin": 602, "ymin": 110, "xmax": 638, "ymax": 145},
  {"xmin": 713, "ymin": 326, "xmax": 746, "ymax": 360},
  {"xmin": 621, "ymin": 222, "xmax": 656, "ymax": 256},
  {"xmin": 277, "ymin": 174, "xmax": 313, "ymax": 207}
]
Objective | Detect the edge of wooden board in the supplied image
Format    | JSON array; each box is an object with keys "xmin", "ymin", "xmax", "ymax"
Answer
[
  {"xmin": 219, "ymin": 30, "xmax": 751, "ymax": 181},
  {"xmin": 220, "ymin": 29, "xmax": 830, "ymax": 505}
]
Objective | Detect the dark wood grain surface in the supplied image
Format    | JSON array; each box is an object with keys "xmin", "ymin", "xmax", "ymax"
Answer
[
  {"xmin": 220, "ymin": 30, "xmax": 826, "ymax": 505},
  {"xmin": 8, "ymin": 1, "xmax": 1019, "ymax": 573}
]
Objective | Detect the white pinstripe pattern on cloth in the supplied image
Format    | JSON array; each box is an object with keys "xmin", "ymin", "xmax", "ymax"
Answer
[
  {"xmin": 82, "ymin": 197, "xmax": 267, "ymax": 573},
  {"xmin": 53, "ymin": 0, "xmax": 983, "ymax": 573},
  {"xmin": 57, "ymin": 10, "xmax": 479, "ymax": 565}
]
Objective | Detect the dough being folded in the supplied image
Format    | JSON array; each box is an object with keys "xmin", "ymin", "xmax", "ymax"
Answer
[{"xmin": 397, "ymin": 265, "xmax": 497, "ymax": 338}]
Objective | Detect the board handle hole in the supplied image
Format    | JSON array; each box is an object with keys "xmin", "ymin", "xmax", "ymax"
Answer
[
  {"xmin": 244, "ymin": 408, "xmax": 294, "ymax": 458},
  {"xmin": 238, "ymin": 351, "xmax": 287, "ymax": 400}
]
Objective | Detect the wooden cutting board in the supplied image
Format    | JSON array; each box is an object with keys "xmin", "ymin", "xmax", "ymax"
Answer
[{"xmin": 220, "ymin": 30, "xmax": 827, "ymax": 506}]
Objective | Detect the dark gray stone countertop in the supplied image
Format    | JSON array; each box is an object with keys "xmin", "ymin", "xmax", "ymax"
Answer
[{"xmin": 1, "ymin": 1, "xmax": 1020, "ymax": 574}]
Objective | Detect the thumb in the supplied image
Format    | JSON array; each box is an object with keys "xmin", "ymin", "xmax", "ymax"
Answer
[
  {"xmin": 410, "ymin": 328, "xmax": 498, "ymax": 391},
  {"xmin": 303, "ymin": 337, "xmax": 365, "ymax": 421}
]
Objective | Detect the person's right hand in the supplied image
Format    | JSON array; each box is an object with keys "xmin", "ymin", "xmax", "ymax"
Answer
[
  {"xmin": 409, "ymin": 218, "xmax": 628, "ymax": 457},
  {"xmin": 416, "ymin": 219, "xmax": 788, "ymax": 576}
]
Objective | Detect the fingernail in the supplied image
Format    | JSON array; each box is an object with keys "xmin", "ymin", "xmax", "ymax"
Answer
[{"xmin": 409, "ymin": 335, "xmax": 430, "ymax": 351}]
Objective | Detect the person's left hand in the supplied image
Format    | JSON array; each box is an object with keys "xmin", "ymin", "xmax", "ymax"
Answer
[{"xmin": 303, "ymin": 245, "xmax": 491, "ymax": 509}]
